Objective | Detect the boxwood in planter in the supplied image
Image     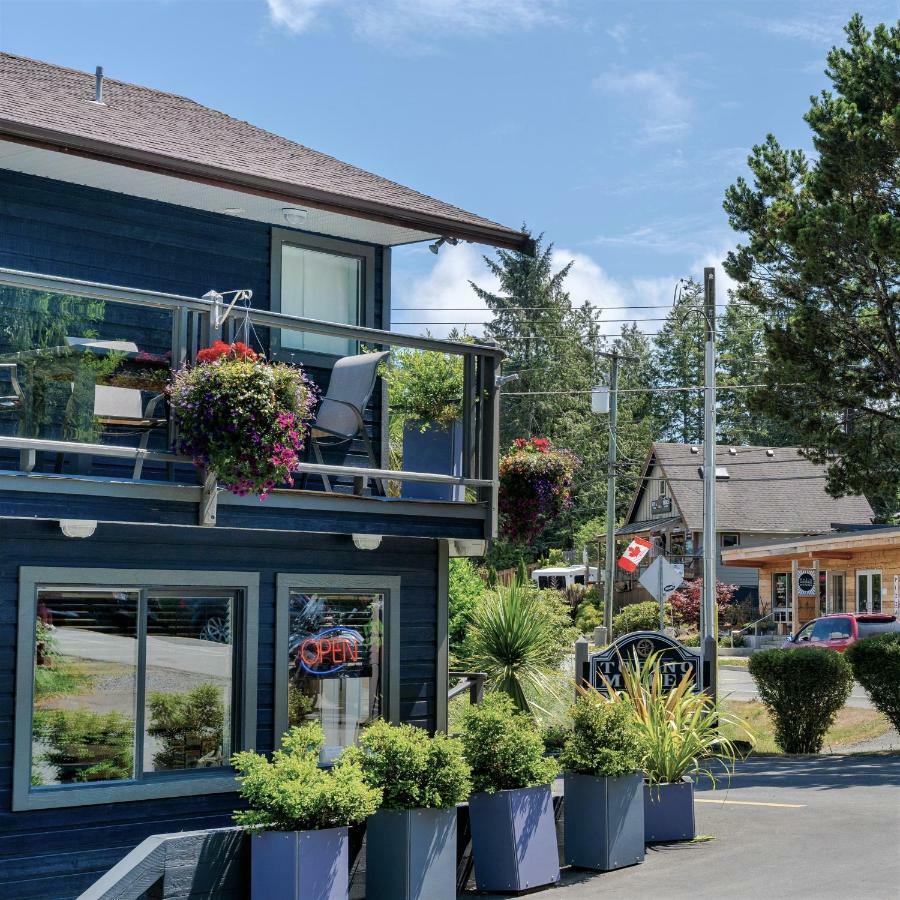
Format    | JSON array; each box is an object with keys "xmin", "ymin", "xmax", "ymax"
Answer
[
  {"xmin": 460, "ymin": 694, "xmax": 560, "ymax": 893},
  {"xmin": 343, "ymin": 720, "xmax": 471, "ymax": 900},
  {"xmin": 846, "ymin": 632, "xmax": 900, "ymax": 732},
  {"xmin": 560, "ymin": 691, "xmax": 645, "ymax": 870},
  {"xmin": 232, "ymin": 722, "xmax": 381, "ymax": 900}
]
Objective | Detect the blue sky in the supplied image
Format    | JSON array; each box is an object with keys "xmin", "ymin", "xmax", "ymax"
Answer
[{"xmin": 1, "ymin": 0, "xmax": 895, "ymax": 337}]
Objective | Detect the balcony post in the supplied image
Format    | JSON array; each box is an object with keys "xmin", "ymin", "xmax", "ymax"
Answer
[
  {"xmin": 462, "ymin": 355, "xmax": 476, "ymax": 480},
  {"xmin": 478, "ymin": 352, "xmax": 501, "ymax": 539}
]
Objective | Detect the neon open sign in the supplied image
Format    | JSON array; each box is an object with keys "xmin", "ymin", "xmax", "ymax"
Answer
[{"xmin": 297, "ymin": 627, "xmax": 362, "ymax": 676}]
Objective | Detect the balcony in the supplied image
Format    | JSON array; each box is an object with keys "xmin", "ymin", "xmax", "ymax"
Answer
[{"xmin": 0, "ymin": 268, "xmax": 501, "ymax": 542}]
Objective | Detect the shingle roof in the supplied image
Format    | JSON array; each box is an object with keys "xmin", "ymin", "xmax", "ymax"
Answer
[
  {"xmin": 640, "ymin": 443, "xmax": 874, "ymax": 534},
  {"xmin": 0, "ymin": 53, "xmax": 527, "ymax": 249}
]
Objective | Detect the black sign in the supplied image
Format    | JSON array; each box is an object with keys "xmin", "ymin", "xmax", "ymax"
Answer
[
  {"xmin": 651, "ymin": 495, "xmax": 673, "ymax": 514},
  {"xmin": 797, "ymin": 572, "xmax": 815, "ymax": 593},
  {"xmin": 585, "ymin": 631, "xmax": 703, "ymax": 694}
]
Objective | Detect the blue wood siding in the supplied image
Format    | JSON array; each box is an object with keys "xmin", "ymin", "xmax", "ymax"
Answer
[{"xmin": 0, "ymin": 519, "xmax": 438, "ymax": 899}]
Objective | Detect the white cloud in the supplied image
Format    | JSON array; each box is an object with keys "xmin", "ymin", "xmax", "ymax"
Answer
[
  {"xmin": 591, "ymin": 215, "xmax": 730, "ymax": 257},
  {"xmin": 265, "ymin": 0, "xmax": 562, "ymax": 44},
  {"xmin": 594, "ymin": 68, "xmax": 691, "ymax": 144}
]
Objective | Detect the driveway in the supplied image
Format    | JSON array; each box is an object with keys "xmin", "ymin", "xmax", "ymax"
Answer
[
  {"xmin": 718, "ymin": 664, "xmax": 873, "ymax": 708},
  {"xmin": 463, "ymin": 755, "xmax": 900, "ymax": 899}
]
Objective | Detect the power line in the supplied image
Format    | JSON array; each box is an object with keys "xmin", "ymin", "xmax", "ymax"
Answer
[{"xmin": 501, "ymin": 383, "xmax": 797, "ymax": 396}]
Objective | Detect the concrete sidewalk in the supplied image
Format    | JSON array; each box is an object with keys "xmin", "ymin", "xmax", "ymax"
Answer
[{"xmin": 463, "ymin": 755, "xmax": 900, "ymax": 899}]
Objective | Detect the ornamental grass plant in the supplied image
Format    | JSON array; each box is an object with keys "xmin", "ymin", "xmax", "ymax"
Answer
[
  {"xmin": 170, "ymin": 341, "xmax": 317, "ymax": 498},
  {"xmin": 600, "ymin": 651, "xmax": 753, "ymax": 786},
  {"xmin": 231, "ymin": 722, "xmax": 380, "ymax": 832}
]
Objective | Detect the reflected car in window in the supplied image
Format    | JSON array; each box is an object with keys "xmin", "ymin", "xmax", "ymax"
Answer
[{"xmin": 784, "ymin": 613, "xmax": 900, "ymax": 652}]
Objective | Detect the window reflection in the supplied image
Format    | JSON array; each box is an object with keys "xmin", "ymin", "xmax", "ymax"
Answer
[
  {"xmin": 32, "ymin": 589, "xmax": 138, "ymax": 786},
  {"xmin": 287, "ymin": 591, "xmax": 383, "ymax": 764}
]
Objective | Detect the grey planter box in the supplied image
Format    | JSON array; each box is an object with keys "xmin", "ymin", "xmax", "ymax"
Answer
[
  {"xmin": 563, "ymin": 772, "xmax": 645, "ymax": 871},
  {"xmin": 644, "ymin": 778, "xmax": 696, "ymax": 842},
  {"xmin": 251, "ymin": 827, "xmax": 348, "ymax": 900},
  {"xmin": 468, "ymin": 785, "xmax": 560, "ymax": 893},
  {"xmin": 401, "ymin": 420, "xmax": 463, "ymax": 502},
  {"xmin": 365, "ymin": 806, "xmax": 457, "ymax": 900}
]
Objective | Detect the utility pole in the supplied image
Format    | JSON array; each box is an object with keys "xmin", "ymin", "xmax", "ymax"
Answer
[
  {"xmin": 603, "ymin": 352, "xmax": 619, "ymax": 642},
  {"xmin": 701, "ymin": 267, "xmax": 718, "ymax": 701}
]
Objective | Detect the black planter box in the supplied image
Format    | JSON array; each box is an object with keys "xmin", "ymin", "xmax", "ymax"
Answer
[
  {"xmin": 564, "ymin": 772, "xmax": 645, "ymax": 870},
  {"xmin": 643, "ymin": 778, "xmax": 696, "ymax": 842}
]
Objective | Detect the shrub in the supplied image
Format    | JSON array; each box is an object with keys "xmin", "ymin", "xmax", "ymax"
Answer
[
  {"xmin": 382, "ymin": 348, "xmax": 463, "ymax": 427},
  {"xmin": 669, "ymin": 580, "xmax": 736, "ymax": 629},
  {"xmin": 170, "ymin": 344, "xmax": 317, "ymax": 498},
  {"xmin": 498, "ymin": 438, "xmax": 578, "ymax": 545},
  {"xmin": 534, "ymin": 588, "xmax": 579, "ymax": 666},
  {"xmin": 343, "ymin": 720, "xmax": 470, "ymax": 810},
  {"xmin": 560, "ymin": 690, "xmax": 645, "ymax": 778},
  {"xmin": 748, "ymin": 648, "xmax": 853, "ymax": 753},
  {"xmin": 602, "ymin": 652, "xmax": 752, "ymax": 785},
  {"xmin": 34, "ymin": 709, "xmax": 134, "ymax": 783},
  {"xmin": 147, "ymin": 683, "xmax": 224, "ymax": 770},
  {"xmin": 460, "ymin": 694, "xmax": 559, "ymax": 794},
  {"xmin": 613, "ymin": 600, "xmax": 671, "ymax": 635},
  {"xmin": 448, "ymin": 557, "xmax": 486, "ymax": 663},
  {"xmin": 575, "ymin": 600, "xmax": 604, "ymax": 635},
  {"xmin": 845, "ymin": 633, "xmax": 900, "ymax": 732},
  {"xmin": 232, "ymin": 721, "xmax": 381, "ymax": 832}
]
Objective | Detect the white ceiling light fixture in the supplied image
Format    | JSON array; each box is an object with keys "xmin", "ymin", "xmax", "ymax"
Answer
[
  {"xmin": 282, "ymin": 207, "xmax": 309, "ymax": 226},
  {"xmin": 59, "ymin": 519, "xmax": 98, "ymax": 539},
  {"xmin": 222, "ymin": 207, "xmax": 244, "ymax": 215},
  {"xmin": 352, "ymin": 533, "xmax": 382, "ymax": 551}
]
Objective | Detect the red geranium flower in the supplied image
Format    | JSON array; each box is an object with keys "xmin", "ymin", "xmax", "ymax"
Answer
[{"xmin": 196, "ymin": 340, "xmax": 258, "ymax": 363}]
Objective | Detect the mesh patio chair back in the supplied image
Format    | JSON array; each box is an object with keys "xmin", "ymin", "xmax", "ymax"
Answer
[{"xmin": 313, "ymin": 350, "xmax": 390, "ymax": 440}]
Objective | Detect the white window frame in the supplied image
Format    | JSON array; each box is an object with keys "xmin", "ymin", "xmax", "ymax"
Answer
[
  {"xmin": 856, "ymin": 569, "xmax": 882, "ymax": 613},
  {"xmin": 270, "ymin": 229, "xmax": 376, "ymax": 365},
  {"xmin": 273, "ymin": 573, "xmax": 400, "ymax": 750},
  {"xmin": 14, "ymin": 567, "xmax": 259, "ymax": 811}
]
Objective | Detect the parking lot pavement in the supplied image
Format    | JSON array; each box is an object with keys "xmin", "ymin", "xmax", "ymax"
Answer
[{"xmin": 463, "ymin": 755, "xmax": 900, "ymax": 900}]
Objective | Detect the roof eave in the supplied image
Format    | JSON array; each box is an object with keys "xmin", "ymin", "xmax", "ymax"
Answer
[{"xmin": 0, "ymin": 122, "xmax": 534, "ymax": 254}]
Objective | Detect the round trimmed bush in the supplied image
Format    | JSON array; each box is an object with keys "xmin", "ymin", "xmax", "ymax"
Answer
[
  {"xmin": 612, "ymin": 600, "xmax": 671, "ymax": 636},
  {"xmin": 845, "ymin": 633, "xmax": 900, "ymax": 732},
  {"xmin": 748, "ymin": 648, "xmax": 853, "ymax": 754}
]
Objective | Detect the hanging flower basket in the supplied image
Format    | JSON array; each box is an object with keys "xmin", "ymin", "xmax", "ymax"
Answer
[
  {"xmin": 170, "ymin": 341, "xmax": 317, "ymax": 499},
  {"xmin": 498, "ymin": 438, "xmax": 578, "ymax": 545}
]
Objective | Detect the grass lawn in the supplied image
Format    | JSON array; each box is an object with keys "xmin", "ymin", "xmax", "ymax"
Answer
[
  {"xmin": 722, "ymin": 699, "xmax": 892, "ymax": 754},
  {"xmin": 718, "ymin": 655, "xmax": 750, "ymax": 668}
]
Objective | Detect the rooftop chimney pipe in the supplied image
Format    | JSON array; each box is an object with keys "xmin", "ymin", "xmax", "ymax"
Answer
[{"xmin": 94, "ymin": 66, "xmax": 104, "ymax": 103}]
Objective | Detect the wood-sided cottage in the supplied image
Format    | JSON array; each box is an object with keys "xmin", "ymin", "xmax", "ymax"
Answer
[{"xmin": 0, "ymin": 54, "xmax": 530, "ymax": 898}]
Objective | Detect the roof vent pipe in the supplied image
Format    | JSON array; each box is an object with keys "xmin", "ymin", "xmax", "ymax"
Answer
[{"xmin": 94, "ymin": 66, "xmax": 104, "ymax": 103}]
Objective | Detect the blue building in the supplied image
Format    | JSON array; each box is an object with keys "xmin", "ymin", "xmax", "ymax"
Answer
[{"xmin": 0, "ymin": 53, "xmax": 528, "ymax": 898}]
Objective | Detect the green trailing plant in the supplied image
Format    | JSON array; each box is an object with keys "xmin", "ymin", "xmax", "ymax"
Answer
[
  {"xmin": 748, "ymin": 648, "xmax": 853, "ymax": 754},
  {"xmin": 613, "ymin": 600, "xmax": 672, "ymax": 635},
  {"xmin": 232, "ymin": 721, "xmax": 381, "ymax": 832},
  {"xmin": 34, "ymin": 709, "xmax": 134, "ymax": 783},
  {"xmin": 459, "ymin": 694, "xmax": 559, "ymax": 794},
  {"xmin": 846, "ymin": 633, "xmax": 900, "ymax": 731},
  {"xmin": 600, "ymin": 651, "xmax": 753, "ymax": 786},
  {"xmin": 382, "ymin": 348, "xmax": 463, "ymax": 429},
  {"xmin": 465, "ymin": 581, "xmax": 563, "ymax": 715},
  {"xmin": 147, "ymin": 683, "xmax": 225, "ymax": 770},
  {"xmin": 560, "ymin": 689, "xmax": 645, "ymax": 779},
  {"xmin": 342, "ymin": 720, "xmax": 471, "ymax": 810}
]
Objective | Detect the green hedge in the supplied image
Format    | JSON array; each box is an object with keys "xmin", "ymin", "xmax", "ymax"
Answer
[
  {"xmin": 613, "ymin": 600, "xmax": 670, "ymax": 636},
  {"xmin": 845, "ymin": 633, "xmax": 900, "ymax": 732},
  {"xmin": 748, "ymin": 648, "xmax": 853, "ymax": 753}
]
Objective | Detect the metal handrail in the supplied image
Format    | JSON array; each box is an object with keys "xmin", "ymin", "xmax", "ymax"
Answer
[
  {"xmin": 0, "ymin": 267, "xmax": 504, "ymax": 359},
  {"xmin": 448, "ymin": 670, "xmax": 486, "ymax": 705}
]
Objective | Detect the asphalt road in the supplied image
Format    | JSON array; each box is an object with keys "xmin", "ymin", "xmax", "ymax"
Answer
[
  {"xmin": 718, "ymin": 664, "xmax": 873, "ymax": 709},
  {"xmin": 465, "ymin": 755, "xmax": 900, "ymax": 900}
]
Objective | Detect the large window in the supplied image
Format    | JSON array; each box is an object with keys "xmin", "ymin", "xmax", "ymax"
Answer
[
  {"xmin": 275, "ymin": 575, "xmax": 400, "ymax": 764},
  {"xmin": 271, "ymin": 230, "xmax": 375, "ymax": 359},
  {"xmin": 14, "ymin": 569, "xmax": 258, "ymax": 810}
]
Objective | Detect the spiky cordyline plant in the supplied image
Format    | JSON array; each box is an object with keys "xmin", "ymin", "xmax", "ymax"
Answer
[{"xmin": 599, "ymin": 650, "xmax": 754, "ymax": 787}]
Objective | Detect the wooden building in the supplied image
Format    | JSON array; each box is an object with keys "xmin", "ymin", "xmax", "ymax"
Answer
[
  {"xmin": 721, "ymin": 526, "xmax": 900, "ymax": 631},
  {"xmin": 0, "ymin": 53, "xmax": 527, "ymax": 898}
]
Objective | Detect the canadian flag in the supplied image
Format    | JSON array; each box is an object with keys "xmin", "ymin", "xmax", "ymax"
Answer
[{"xmin": 617, "ymin": 537, "xmax": 652, "ymax": 573}]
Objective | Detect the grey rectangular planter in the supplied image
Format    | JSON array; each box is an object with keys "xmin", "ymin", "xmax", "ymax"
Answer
[
  {"xmin": 564, "ymin": 772, "xmax": 644, "ymax": 871},
  {"xmin": 401, "ymin": 420, "xmax": 463, "ymax": 502},
  {"xmin": 251, "ymin": 827, "xmax": 348, "ymax": 900},
  {"xmin": 468, "ymin": 785, "xmax": 560, "ymax": 893},
  {"xmin": 365, "ymin": 806, "xmax": 457, "ymax": 900},
  {"xmin": 643, "ymin": 778, "xmax": 696, "ymax": 842}
]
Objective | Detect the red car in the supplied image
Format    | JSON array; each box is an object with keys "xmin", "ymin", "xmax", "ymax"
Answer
[{"xmin": 784, "ymin": 613, "xmax": 900, "ymax": 652}]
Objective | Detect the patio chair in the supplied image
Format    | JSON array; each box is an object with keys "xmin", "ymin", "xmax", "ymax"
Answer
[{"xmin": 303, "ymin": 350, "xmax": 390, "ymax": 496}]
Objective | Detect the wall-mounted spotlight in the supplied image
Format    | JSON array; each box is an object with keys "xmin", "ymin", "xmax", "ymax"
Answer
[{"xmin": 429, "ymin": 236, "xmax": 460, "ymax": 255}]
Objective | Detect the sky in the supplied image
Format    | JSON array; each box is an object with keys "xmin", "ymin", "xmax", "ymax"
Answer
[{"xmin": 1, "ymin": 0, "xmax": 895, "ymax": 338}]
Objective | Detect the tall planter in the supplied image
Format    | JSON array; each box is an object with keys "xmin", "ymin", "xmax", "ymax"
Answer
[
  {"xmin": 251, "ymin": 828, "xmax": 348, "ymax": 900},
  {"xmin": 643, "ymin": 778, "xmax": 695, "ymax": 842},
  {"xmin": 468, "ymin": 786, "xmax": 560, "ymax": 893},
  {"xmin": 564, "ymin": 772, "xmax": 644, "ymax": 870},
  {"xmin": 365, "ymin": 807, "xmax": 457, "ymax": 900},
  {"xmin": 401, "ymin": 419, "xmax": 463, "ymax": 502}
]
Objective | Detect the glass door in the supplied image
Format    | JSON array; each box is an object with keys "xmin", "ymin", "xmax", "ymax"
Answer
[
  {"xmin": 829, "ymin": 573, "xmax": 846, "ymax": 614},
  {"xmin": 856, "ymin": 570, "xmax": 882, "ymax": 613}
]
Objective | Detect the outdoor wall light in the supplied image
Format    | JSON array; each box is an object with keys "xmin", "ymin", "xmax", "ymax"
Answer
[
  {"xmin": 352, "ymin": 533, "xmax": 382, "ymax": 551},
  {"xmin": 222, "ymin": 207, "xmax": 244, "ymax": 216},
  {"xmin": 429, "ymin": 236, "xmax": 460, "ymax": 254},
  {"xmin": 59, "ymin": 519, "xmax": 97, "ymax": 539},
  {"xmin": 690, "ymin": 445, "xmax": 700, "ymax": 454},
  {"xmin": 282, "ymin": 207, "xmax": 309, "ymax": 226}
]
